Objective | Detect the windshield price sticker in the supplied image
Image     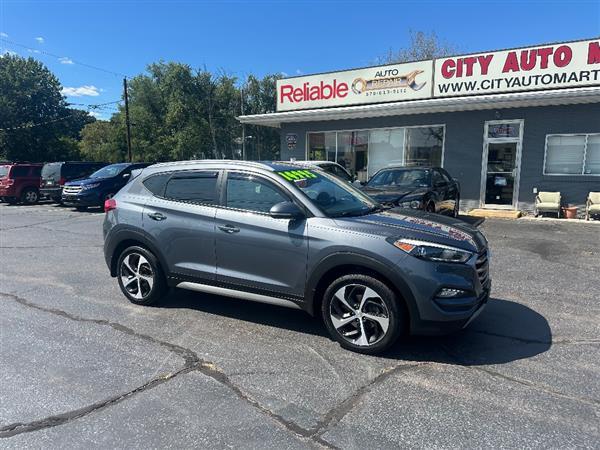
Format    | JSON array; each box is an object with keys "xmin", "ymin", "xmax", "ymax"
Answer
[{"xmin": 277, "ymin": 170, "xmax": 318, "ymax": 182}]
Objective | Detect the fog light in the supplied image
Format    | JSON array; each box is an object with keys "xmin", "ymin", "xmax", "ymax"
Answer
[{"xmin": 437, "ymin": 288, "xmax": 466, "ymax": 298}]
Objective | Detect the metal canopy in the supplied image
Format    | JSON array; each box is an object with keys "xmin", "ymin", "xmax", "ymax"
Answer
[{"xmin": 238, "ymin": 87, "xmax": 600, "ymax": 128}]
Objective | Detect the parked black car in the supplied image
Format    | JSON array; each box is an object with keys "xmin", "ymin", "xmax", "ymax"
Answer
[
  {"xmin": 40, "ymin": 161, "xmax": 108, "ymax": 202},
  {"xmin": 62, "ymin": 162, "xmax": 150, "ymax": 209},
  {"xmin": 361, "ymin": 166, "xmax": 460, "ymax": 216}
]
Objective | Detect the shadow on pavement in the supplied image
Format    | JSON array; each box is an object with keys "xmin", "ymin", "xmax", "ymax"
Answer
[{"xmin": 159, "ymin": 290, "xmax": 551, "ymax": 367}]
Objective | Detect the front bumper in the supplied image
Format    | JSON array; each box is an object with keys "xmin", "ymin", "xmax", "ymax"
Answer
[
  {"xmin": 394, "ymin": 251, "xmax": 491, "ymax": 336},
  {"xmin": 62, "ymin": 191, "xmax": 103, "ymax": 207}
]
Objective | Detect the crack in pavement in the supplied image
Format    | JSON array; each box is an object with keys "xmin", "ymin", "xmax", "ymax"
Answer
[
  {"xmin": 309, "ymin": 362, "xmax": 428, "ymax": 444},
  {"xmin": 0, "ymin": 291, "xmax": 425, "ymax": 448},
  {"xmin": 440, "ymin": 344, "xmax": 600, "ymax": 407}
]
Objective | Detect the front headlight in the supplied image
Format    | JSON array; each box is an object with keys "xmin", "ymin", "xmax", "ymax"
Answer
[
  {"xmin": 392, "ymin": 238, "xmax": 473, "ymax": 263},
  {"xmin": 81, "ymin": 183, "xmax": 100, "ymax": 190},
  {"xmin": 398, "ymin": 200, "xmax": 421, "ymax": 209}
]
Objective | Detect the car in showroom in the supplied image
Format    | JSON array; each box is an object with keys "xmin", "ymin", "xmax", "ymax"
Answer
[
  {"xmin": 103, "ymin": 161, "xmax": 490, "ymax": 354},
  {"xmin": 62, "ymin": 162, "xmax": 150, "ymax": 209},
  {"xmin": 40, "ymin": 161, "xmax": 108, "ymax": 203},
  {"xmin": 361, "ymin": 166, "xmax": 460, "ymax": 216},
  {"xmin": 0, "ymin": 162, "xmax": 43, "ymax": 204}
]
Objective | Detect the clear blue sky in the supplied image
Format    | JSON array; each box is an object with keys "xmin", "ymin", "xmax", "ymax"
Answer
[{"xmin": 1, "ymin": 0, "xmax": 599, "ymax": 119}]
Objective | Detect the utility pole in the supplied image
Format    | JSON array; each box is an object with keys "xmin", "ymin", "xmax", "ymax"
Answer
[
  {"xmin": 240, "ymin": 86, "xmax": 246, "ymax": 161},
  {"xmin": 123, "ymin": 78, "xmax": 132, "ymax": 162}
]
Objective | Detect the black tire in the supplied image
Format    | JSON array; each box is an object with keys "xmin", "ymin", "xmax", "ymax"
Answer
[
  {"xmin": 321, "ymin": 274, "xmax": 405, "ymax": 355},
  {"xmin": 117, "ymin": 245, "xmax": 167, "ymax": 306},
  {"xmin": 20, "ymin": 188, "xmax": 39, "ymax": 205},
  {"xmin": 5, "ymin": 197, "xmax": 17, "ymax": 204}
]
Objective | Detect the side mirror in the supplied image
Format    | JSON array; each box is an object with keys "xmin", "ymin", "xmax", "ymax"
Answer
[
  {"xmin": 269, "ymin": 201, "xmax": 305, "ymax": 220},
  {"xmin": 122, "ymin": 173, "xmax": 130, "ymax": 179}
]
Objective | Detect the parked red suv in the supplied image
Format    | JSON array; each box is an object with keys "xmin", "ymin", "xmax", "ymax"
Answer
[{"xmin": 0, "ymin": 163, "xmax": 43, "ymax": 204}]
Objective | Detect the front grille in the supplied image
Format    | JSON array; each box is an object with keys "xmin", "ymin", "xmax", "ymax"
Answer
[
  {"xmin": 62, "ymin": 185, "xmax": 82, "ymax": 195},
  {"xmin": 476, "ymin": 250, "xmax": 490, "ymax": 287}
]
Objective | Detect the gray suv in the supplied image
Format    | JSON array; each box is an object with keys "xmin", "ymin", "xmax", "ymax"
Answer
[{"xmin": 103, "ymin": 161, "xmax": 490, "ymax": 354}]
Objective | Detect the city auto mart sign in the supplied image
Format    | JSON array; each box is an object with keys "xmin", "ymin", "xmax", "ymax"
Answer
[
  {"xmin": 276, "ymin": 60, "xmax": 433, "ymax": 112},
  {"xmin": 276, "ymin": 38, "xmax": 600, "ymax": 111},
  {"xmin": 434, "ymin": 38, "xmax": 600, "ymax": 97}
]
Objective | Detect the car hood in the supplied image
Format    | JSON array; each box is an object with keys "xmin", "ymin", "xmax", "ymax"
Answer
[
  {"xmin": 333, "ymin": 209, "xmax": 486, "ymax": 253},
  {"xmin": 362, "ymin": 186, "xmax": 429, "ymax": 203},
  {"xmin": 64, "ymin": 177, "xmax": 106, "ymax": 186}
]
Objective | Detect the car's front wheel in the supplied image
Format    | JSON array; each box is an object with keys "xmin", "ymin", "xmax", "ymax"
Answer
[
  {"xmin": 117, "ymin": 246, "xmax": 167, "ymax": 306},
  {"xmin": 321, "ymin": 274, "xmax": 405, "ymax": 354}
]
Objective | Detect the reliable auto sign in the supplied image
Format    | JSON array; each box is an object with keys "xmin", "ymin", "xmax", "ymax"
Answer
[
  {"xmin": 434, "ymin": 38, "xmax": 600, "ymax": 97},
  {"xmin": 276, "ymin": 38, "xmax": 599, "ymax": 111},
  {"xmin": 276, "ymin": 60, "xmax": 433, "ymax": 112}
]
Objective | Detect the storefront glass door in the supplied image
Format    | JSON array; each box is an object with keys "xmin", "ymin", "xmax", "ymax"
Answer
[{"xmin": 481, "ymin": 120, "xmax": 523, "ymax": 208}]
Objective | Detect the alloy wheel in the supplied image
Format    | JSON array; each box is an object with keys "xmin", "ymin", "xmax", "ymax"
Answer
[
  {"xmin": 25, "ymin": 191, "xmax": 38, "ymax": 203},
  {"xmin": 329, "ymin": 284, "xmax": 390, "ymax": 347},
  {"xmin": 120, "ymin": 252, "xmax": 154, "ymax": 299}
]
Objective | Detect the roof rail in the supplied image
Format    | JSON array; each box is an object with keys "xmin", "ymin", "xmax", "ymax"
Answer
[{"xmin": 151, "ymin": 159, "xmax": 274, "ymax": 170}]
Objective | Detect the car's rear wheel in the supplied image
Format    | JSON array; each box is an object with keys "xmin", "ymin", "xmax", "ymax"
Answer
[
  {"xmin": 117, "ymin": 246, "xmax": 167, "ymax": 306},
  {"xmin": 21, "ymin": 188, "xmax": 39, "ymax": 205},
  {"xmin": 321, "ymin": 274, "xmax": 405, "ymax": 354}
]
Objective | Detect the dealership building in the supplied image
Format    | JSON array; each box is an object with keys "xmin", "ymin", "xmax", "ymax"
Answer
[{"xmin": 240, "ymin": 38, "xmax": 600, "ymax": 213}]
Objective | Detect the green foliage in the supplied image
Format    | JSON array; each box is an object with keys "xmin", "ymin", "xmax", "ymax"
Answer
[
  {"xmin": 2, "ymin": 55, "xmax": 281, "ymax": 164},
  {"xmin": 0, "ymin": 54, "xmax": 94, "ymax": 162},
  {"xmin": 79, "ymin": 62, "xmax": 282, "ymax": 163}
]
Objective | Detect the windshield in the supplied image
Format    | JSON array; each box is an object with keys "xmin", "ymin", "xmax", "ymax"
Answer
[
  {"xmin": 41, "ymin": 163, "xmax": 61, "ymax": 179},
  {"xmin": 0, "ymin": 166, "xmax": 9, "ymax": 178},
  {"xmin": 89, "ymin": 163, "xmax": 129, "ymax": 179},
  {"xmin": 277, "ymin": 169, "xmax": 380, "ymax": 218},
  {"xmin": 367, "ymin": 168, "xmax": 431, "ymax": 189}
]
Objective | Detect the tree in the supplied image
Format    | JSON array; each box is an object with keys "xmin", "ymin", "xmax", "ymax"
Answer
[
  {"xmin": 241, "ymin": 74, "xmax": 282, "ymax": 160},
  {"xmin": 79, "ymin": 119, "xmax": 126, "ymax": 162},
  {"xmin": 0, "ymin": 54, "xmax": 93, "ymax": 162},
  {"xmin": 379, "ymin": 30, "xmax": 457, "ymax": 63}
]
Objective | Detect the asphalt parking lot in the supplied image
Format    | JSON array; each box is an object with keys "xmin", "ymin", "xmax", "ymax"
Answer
[{"xmin": 0, "ymin": 202, "xmax": 598, "ymax": 448}]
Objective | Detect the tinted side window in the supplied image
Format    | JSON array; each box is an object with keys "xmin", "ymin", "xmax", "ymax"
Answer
[
  {"xmin": 31, "ymin": 166, "xmax": 42, "ymax": 177},
  {"xmin": 164, "ymin": 171, "xmax": 218, "ymax": 205},
  {"xmin": 143, "ymin": 173, "xmax": 170, "ymax": 197},
  {"xmin": 11, "ymin": 167, "xmax": 29, "ymax": 177},
  {"xmin": 226, "ymin": 174, "xmax": 287, "ymax": 213}
]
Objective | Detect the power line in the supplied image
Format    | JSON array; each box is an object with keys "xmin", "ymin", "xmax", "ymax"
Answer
[
  {"xmin": 0, "ymin": 38, "xmax": 129, "ymax": 78},
  {"xmin": 0, "ymin": 113, "xmax": 81, "ymax": 132}
]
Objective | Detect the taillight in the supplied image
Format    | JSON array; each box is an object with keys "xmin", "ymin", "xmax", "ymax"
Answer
[
  {"xmin": 59, "ymin": 177, "xmax": 66, "ymax": 186},
  {"xmin": 5, "ymin": 179, "xmax": 14, "ymax": 186},
  {"xmin": 104, "ymin": 198, "xmax": 117, "ymax": 213}
]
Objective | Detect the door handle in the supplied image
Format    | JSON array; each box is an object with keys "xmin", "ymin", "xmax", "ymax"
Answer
[
  {"xmin": 218, "ymin": 224, "xmax": 240, "ymax": 234},
  {"xmin": 147, "ymin": 212, "xmax": 167, "ymax": 221}
]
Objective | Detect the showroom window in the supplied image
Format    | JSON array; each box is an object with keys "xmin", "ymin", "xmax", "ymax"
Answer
[
  {"xmin": 544, "ymin": 134, "xmax": 600, "ymax": 175},
  {"xmin": 306, "ymin": 125, "xmax": 444, "ymax": 181}
]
